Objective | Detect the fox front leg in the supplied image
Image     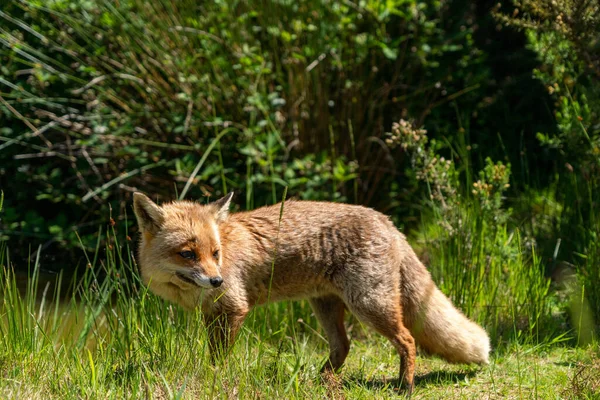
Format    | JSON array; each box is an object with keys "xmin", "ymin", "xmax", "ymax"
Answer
[{"xmin": 204, "ymin": 311, "xmax": 247, "ymax": 362}]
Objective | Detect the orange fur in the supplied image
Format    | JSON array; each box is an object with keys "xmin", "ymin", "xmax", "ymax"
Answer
[{"xmin": 133, "ymin": 193, "xmax": 490, "ymax": 392}]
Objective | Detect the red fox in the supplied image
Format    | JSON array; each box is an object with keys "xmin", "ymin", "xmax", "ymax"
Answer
[{"xmin": 133, "ymin": 192, "xmax": 490, "ymax": 393}]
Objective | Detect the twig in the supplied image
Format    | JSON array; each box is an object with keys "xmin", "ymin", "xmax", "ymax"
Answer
[
  {"xmin": 183, "ymin": 99, "xmax": 193, "ymax": 136},
  {"xmin": 0, "ymin": 136, "xmax": 74, "ymax": 161},
  {"xmin": 0, "ymin": 94, "xmax": 52, "ymax": 148},
  {"xmin": 35, "ymin": 111, "xmax": 92, "ymax": 135},
  {"xmin": 82, "ymin": 160, "xmax": 169, "ymax": 202},
  {"xmin": 169, "ymin": 26, "xmax": 225, "ymax": 45},
  {"xmin": 118, "ymin": 184, "xmax": 138, "ymax": 193},
  {"xmin": 13, "ymin": 151, "xmax": 75, "ymax": 161},
  {"xmin": 306, "ymin": 53, "xmax": 327, "ymax": 72},
  {"xmin": 98, "ymin": 135, "xmax": 197, "ymax": 150},
  {"xmin": 71, "ymin": 73, "xmax": 147, "ymax": 95},
  {"xmin": 82, "ymin": 147, "xmax": 103, "ymax": 182}
]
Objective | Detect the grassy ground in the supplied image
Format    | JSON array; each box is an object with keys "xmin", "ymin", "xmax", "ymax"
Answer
[
  {"xmin": 1, "ymin": 1, "xmax": 599, "ymax": 397},
  {"xmin": 0, "ymin": 199, "xmax": 598, "ymax": 399},
  {"xmin": 0, "ymin": 304, "xmax": 597, "ymax": 400},
  {"xmin": 0, "ymin": 262, "xmax": 598, "ymax": 399}
]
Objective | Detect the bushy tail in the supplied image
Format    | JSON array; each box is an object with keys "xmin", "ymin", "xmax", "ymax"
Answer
[
  {"xmin": 411, "ymin": 285, "xmax": 490, "ymax": 364},
  {"xmin": 400, "ymin": 251, "xmax": 490, "ymax": 365}
]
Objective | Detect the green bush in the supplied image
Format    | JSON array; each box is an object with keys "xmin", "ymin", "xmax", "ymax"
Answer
[
  {"xmin": 0, "ymin": 0, "xmax": 549, "ymax": 265},
  {"xmin": 0, "ymin": 0, "xmax": 598, "ymax": 339},
  {"xmin": 497, "ymin": 0, "xmax": 600, "ymax": 335},
  {"xmin": 387, "ymin": 119, "xmax": 554, "ymax": 342}
]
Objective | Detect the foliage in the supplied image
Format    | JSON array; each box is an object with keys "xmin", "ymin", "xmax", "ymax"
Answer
[
  {"xmin": 0, "ymin": 228, "xmax": 594, "ymax": 399},
  {"xmin": 0, "ymin": 0, "xmax": 598, "ymax": 358},
  {"xmin": 494, "ymin": 0, "xmax": 600, "ymax": 78},
  {"xmin": 387, "ymin": 120, "xmax": 552, "ymax": 341},
  {"xmin": 496, "ymin": 0, "xmax": 600, "ymax": 330},
  {"xmin": 0, "ymin": 0, "xmax": 546, "ymax": 265}
]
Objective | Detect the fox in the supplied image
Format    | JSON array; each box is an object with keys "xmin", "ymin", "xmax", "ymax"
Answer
[{"xmin": 132, "ymin": 192, "xmax": 490, "ymax": 393}]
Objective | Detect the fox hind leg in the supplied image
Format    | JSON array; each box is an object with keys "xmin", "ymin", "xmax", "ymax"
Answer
[
  {"xmin": 343, "ymin": 291, "xmax": 416, "ymax": 394},
  {"xmin": 392, "ymin": 323, "xmax": 416, "ymax": 395},
  {"xmin": 309, "ymin": 295, "xmax": 350, "ymax": 372}
]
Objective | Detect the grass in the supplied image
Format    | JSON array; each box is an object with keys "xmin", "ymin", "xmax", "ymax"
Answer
[
  {"xmin": 0, "ymin": 222, "xmax": 598, "ymax": 399},
  {"xmin": 1, "ymin": 0, "xmax": 599, "ymax": 397}
]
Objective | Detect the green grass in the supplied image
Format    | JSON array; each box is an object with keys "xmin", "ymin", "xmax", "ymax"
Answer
[
  {"xmin": 0, "ymin": 227, "xmax": 598, "ymax": 399},
  {"xmin": 1, "ymin": 0, "xmax": 599, "ymax": 396}
]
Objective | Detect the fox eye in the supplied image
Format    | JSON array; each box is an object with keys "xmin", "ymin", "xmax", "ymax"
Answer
[
  {"xmin": 213, "ymin": 250, "xmax": 220, "ymax": 259},
  {"xmin": 178, "ymin": 250, "xmax": 196, "ymax": 260}
]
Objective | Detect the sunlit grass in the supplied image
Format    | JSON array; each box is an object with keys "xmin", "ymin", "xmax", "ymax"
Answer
[{"xmin": 0, "ymin": 223, "xmax": 597, "ymax": 399}]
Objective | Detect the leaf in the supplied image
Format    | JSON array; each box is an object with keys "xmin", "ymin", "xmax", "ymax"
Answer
[{"xmin": 382, "ymin": 46, "xmax": 397, "ymax": 60}]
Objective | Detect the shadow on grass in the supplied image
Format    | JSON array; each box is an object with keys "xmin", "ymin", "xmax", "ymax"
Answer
[
  {"xmin": 416, "ymin": 369, "xmax": 478, "ymax": 385},
  {"xmin": 342, "ymin": 369, "xmax": 478, "ymax": 392}
]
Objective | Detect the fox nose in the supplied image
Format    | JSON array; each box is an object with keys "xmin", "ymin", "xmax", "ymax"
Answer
[{"xmin": 209, "ymin": 277, "xmax": 223, "ymax": 288}]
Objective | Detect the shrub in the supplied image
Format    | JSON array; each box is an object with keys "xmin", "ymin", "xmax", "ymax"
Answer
[{"xmin": 0, "ymin": 0, "xmax": 518, "ymax": 267}]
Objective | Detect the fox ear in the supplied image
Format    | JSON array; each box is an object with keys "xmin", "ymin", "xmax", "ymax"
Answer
[
  {"xmin": 133, "ymin": 193, "xmax": 164, "ymax": 234},
  {"xmin": 210, "ymin": 192, "xmax": 234, "ymax": 223}
]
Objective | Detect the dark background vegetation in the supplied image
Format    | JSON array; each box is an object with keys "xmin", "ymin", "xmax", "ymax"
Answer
[{"xmin": 1, "ymin": 0, "xmax": 599, "ymax": 341}]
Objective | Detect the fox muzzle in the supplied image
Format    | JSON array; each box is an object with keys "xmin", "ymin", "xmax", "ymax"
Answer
[{"xmin": 175, "ymin": 270, "xmax": 223, "ymax": 289}]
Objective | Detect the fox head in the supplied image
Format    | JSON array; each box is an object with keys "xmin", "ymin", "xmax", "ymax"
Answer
[{"xmin": 132, "ymin": 192, "xmax": 233, "ymax": 303}]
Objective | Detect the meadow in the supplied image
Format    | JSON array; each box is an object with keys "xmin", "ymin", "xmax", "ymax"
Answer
[
  {"xmin": 0, "ymin": 216, "xmax": 598, "ymax": 399},
  {"xmin": 1, "ymin": 0, "xmax": 599, "ymax": 398}
]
